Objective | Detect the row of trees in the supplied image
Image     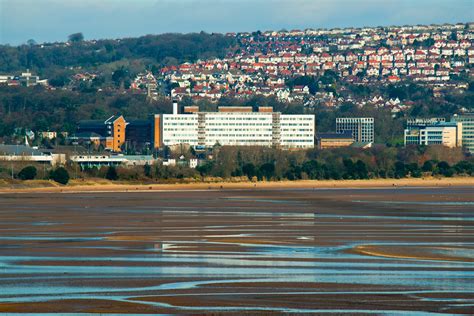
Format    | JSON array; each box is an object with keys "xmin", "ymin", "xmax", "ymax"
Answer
[
  {"xmin": 4, "ymin": 165, "xmax": 69, "ymax": 184},
  {"xmin": 5, "ymin": 144, "xmax": 473, "ymax": 184},
  {"xmin": 192, "ymin": 145, "xmax": 472, "ymax": 181}
]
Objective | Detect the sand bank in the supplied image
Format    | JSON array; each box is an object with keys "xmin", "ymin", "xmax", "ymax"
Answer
[{"xmin": 0, "ymin": 177, "xmax": 472, "ymax": 193}]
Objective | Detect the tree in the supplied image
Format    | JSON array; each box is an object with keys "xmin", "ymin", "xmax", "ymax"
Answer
[
  {"xmin": 437, "ymin": 161, "xmax": 453, "ymax": 177},
  {"xmin": 259, "ymin": 162, "xmax": 275, "ymax": 180},
  {"xmin": 343, "ymin": 159, "xmax": 355, "ymax": 179},
  {"xmin": 106, "ymin": 166, "xmax": 119, "ymax": 180},
  {"xmin": 394, "ymin": 161, "xmax": 407, "ymax": 178},
  {"xmin": 68, "ymin": 32, "xmax": 84, "ymax": 43},
  {"xmin": 18, "ymin": 166, "xmax": 37, "ymax": 180},
  {"xmin": 406, "ymin": 163, "xmax": 421, "ymax": 178},
  {"xmin": 242, "ymin": 163, "xmax": 256, "ymax": 179},
  {"xmin": 422, "ymin": 160, "xmax": 434, "ymax": 172},
  {"xmin": 112, "ymin": 67, "xmax": 130, "ymax": 89},
  {"xmin": 50, "ymin": 167, "xmax": 70, "ymax": 184},
  {"xmin": 48, "ymin": 71, "xmax": 71, "ymax": 87},
  {"xmin": 302, "ymin": 160, "xmax": 322, "ymax": 179},
  {"xmin": 454, "ymin": 160, "xmax": 473, "ymax": 175},
  {"xmin": 144, "ymin": 164, "xmax": 152, "ymax": 178},
  {"xmin": 354, "ymin": 160, "xmax": 369, "ymax": 179}
]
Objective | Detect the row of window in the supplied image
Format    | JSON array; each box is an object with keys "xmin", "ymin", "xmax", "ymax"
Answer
[
  {"xmin": 206, "ymin": 134, "xmax": 272, "ymax": 138},
  {"xmin": 281, "ymin": 139, "xmax": 314, "ymax": 143},
  {"xmin": 207, "ymin": 123, "xmax": 272, "ymax": 126},
  {"xmin": 206, "ymin": 117, "xmax": 271, "ymax": 121}
]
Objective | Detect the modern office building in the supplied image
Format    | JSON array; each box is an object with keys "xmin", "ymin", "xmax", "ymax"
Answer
[
  {"xmin": 154, "ymin": 106, "xmax": 315, "ymax": 149},
  {"xmin": 126, "ymin": 119, "xmax": 152, "ymax": 149},
  {"xmin": 74, "ymin": 115, "xmax": 127, "ymax": 152},
  {"xmin": 404, "ymin": 119, "xmax": 462, "ymax": 148},
  {"xmin": 336, "ymin": 117, "xmax": 374, "ymax": 143},
  {"xmin": 452, "ymin": 113, "xmax": 474, "ymax": 152}
]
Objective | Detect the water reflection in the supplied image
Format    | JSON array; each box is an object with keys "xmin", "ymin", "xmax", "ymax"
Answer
[{"xmin": 0, "ymin": 188, "xmax": 473, "ymax": 314}]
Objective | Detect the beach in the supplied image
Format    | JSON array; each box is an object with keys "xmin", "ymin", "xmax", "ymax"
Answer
[
  {"xmin": 0, "ymin": 185, "xmax": 473, "ymax": 314},
  {"xmin": 0, "ymin": 176, "xmax": 473, "ymax": 193}
]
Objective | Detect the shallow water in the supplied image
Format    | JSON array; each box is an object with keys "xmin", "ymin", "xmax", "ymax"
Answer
[{"xmin": 0, "ymin": 187, "xmax": 473, "ymax": 314}]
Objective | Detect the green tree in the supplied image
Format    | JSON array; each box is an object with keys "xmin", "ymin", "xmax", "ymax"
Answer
[
  {"xmin": 343, "ymin": 159, "xmax": 355, "ymax": 179},
  {"xmin": 259, "ymin": 162, "xmax": 275, "ymax": 180},
  {"xmin": 144, "ymin": 164, "xmax": 152, "ymax": 178},
  {"xmin": 302, "ymin": 160, "xmax": 323, "ymax": 179},
  {"xmin": 18, "ymin": 166, "xmax": 37, "ymax": 180},
  {"xmin": 406, "ymin": 163, "xmax": 422, "ymax": 178},
  {"xmin": 106, "ymin": 166, "xmax": 119, "ymax": 180},
  {"xmin": 242, "ymin": 163, "xmax": 256, "ymax": 179},
  {"xmin": 50, "ymin": 167, "xmax": 70, "ymax": 184},
  {"xmin": 454, "ymin": 160, "xmax": 473, "ymax": 175},
  {"xmin": 437, "ymin": 161, "xmax": 453, "ymax": 177},
  {"xmin": 394, "ymin": 161, "xmax": 407, "ymax": 178},
  {"xmin": 354, "ymin": 160, "xmax": 369, "ymax": 179},
  {"xmin": 68, "ymin": 32, "xmax": 84, "ymax": 43},
  {"xmin": 422, "ymin": 161, "xmax": 434, "ymax": 172}
]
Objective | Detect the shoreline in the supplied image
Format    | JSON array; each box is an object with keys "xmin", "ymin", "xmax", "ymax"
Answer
[{"xmin": 0, "ymin": 177, "xmax": 472, "ymax": 193}]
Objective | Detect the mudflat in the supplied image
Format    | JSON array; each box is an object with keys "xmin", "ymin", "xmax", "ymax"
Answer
[{"xmin": 0, "ymin": 186, "xmax": 473, "ymax": 314}]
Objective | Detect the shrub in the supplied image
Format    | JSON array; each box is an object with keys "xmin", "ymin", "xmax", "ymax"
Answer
[
  {"xmin": 454, "ymin": 160, "xmax": 473, "ymax": 175},
  {"xmin": 144, "ymin": 164, "xmax": 152, "ymax": 178},
  {"xmin": 422, "ymin": 161, "xmax": 434, "ymax": 172},
  {"xmin": 394, "ymin": 161, "xmax": 407, "ymax": 178},
  {"xmin": 105, "ymin": 166, "xmax": 118, "ymax": 180},
  {"xmin": 50, "ymin": 167, "xmax": 69, "ymax": 185},
  {"xmin": 18, "ymin": 166, "xmax": 37, "ymax": 180}
]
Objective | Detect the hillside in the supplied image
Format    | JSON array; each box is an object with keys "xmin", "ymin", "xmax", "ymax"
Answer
[{"xmin": 0, "ymin": 32, "xmax": 237, "ymax": 75}]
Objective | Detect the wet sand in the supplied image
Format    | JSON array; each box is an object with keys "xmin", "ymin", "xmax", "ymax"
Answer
[{"xmin": 0, "ymin": 186, "xmax": 473, "ymax": 314}]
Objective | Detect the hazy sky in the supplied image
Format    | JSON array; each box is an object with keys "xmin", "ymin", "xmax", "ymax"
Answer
[{"xmin": 0, "ymin": 0, "xmax": 472, "ymax": 45}]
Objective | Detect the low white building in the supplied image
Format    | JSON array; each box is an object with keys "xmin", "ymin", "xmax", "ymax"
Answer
[{"xmin": 0, "ymin": 145, "xmax": 64, "ymax": 166}]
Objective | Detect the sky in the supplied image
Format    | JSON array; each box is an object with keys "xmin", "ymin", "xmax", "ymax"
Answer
[{"xmin": 0, "ymin": 0, "xmax": 472, "ymax": 45}]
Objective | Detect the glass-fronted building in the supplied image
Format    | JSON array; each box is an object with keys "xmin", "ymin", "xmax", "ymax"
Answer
[
  {"xmin": 452, "ymin": 113, "xmax": 474, "ymax": 152},
  {"xmin": 336, "ymin": 117, "xmax": 374, "ymax": 143},
  {"xmin": 404, "ymin": 119, "xmax": 462, "ymax": 148}
]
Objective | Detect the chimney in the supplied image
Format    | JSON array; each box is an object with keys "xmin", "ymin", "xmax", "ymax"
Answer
[{"xmin": 172, "ymin": 99, "xmax": 179, "ymax": 115}]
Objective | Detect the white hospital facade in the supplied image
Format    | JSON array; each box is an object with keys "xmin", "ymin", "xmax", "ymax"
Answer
[{"xmin": 157, "ymin": 106, "xmax": 315, "ymax": 149}]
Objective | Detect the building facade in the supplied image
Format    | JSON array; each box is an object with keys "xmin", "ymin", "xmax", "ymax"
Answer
[
  {"xmin": 336, "ymin": 117, "xmax": 374, "ymax": 143},
  {"xmin": 316, "ymin": 132, "xmax": 354, "ymax": 149},
  {"xmin": 404, "ymin": 119, "xmax": 463, "ymax": 148},
  {"xmin": 75, "ymin": 115, "xmax": 126, "ymax": 152},
  {"xmin": 452, "ymin": 113, "xmax": 474, "ymax": 152},
  {"xmin": 157, "ymin": 106, "xmax": 315, "ymax": 149}
]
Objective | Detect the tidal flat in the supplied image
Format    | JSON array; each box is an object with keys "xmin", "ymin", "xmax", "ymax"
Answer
[{"xmin": 0, "ymin": 187, "xmax": 473, "ymax": 315}]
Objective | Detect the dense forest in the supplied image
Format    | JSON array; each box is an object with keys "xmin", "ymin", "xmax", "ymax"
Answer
[{"xmin": 0, "ymin": 32, "xmax": 236, "ymax": 75}]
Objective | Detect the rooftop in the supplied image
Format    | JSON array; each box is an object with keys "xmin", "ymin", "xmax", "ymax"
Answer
[{"xmin": 0, "ymin": 145, "xmax": 47, "ymax": 156}]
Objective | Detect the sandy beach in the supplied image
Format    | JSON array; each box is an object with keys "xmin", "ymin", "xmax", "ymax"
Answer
[{"xmin": 0, "ymin": 176, "xmax": 472, "ymax": 193}]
